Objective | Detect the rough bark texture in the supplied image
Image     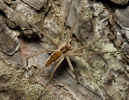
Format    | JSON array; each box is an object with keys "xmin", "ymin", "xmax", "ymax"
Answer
[
  {"xmin": 110, "ymin": 0, "xmax": 128, "ymax": 5},
  {"xmin": 0, "ymin": 0, "xmax": 129, "ymax": 100}
]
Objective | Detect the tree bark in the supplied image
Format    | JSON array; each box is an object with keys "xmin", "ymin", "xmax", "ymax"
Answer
[{"xmin": 0, "ymin": 0, "xmax": 128, "ymax": 100}]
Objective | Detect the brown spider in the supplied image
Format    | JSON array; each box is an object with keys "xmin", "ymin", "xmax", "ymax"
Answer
[{"xmin": 25, "ymin": 0, "xmax": 116, "ymax": 90}]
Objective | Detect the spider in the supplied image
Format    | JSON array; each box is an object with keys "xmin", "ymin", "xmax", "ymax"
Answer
[{"xmin": 24, "ymin": 0, "xmax": 116, "ymax": 90}]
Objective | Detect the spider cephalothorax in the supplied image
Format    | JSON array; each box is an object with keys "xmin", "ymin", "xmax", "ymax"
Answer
[{"xmin": 59, "ymin": 41, "xmax": 73, "ymax": 55}]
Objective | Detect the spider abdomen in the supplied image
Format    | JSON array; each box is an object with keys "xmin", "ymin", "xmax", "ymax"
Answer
[{"xmin": 45, "ymin": 51, "xmax": 62, "ymax": 67}]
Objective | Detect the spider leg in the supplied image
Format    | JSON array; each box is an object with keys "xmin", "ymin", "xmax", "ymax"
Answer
[
  {"xmin": 24, "ymin": 49, "xmax": 55, "ymax": 69},
  {"xmin": 73, "ymin": 36, "xmax": 102, "ymax": 52},
  {"xmin": 66, "ymin": 56, "xmax": 79, "ymax": 83},
  {"xmin": 60, "ymin": 0, "xmax": 72, "ymax": 42},
  {"xmin": 66, "ymin": 0, "xmax": 95, "ymax": 42},
  {"xmin": 31, "ymin": 25, "xmax": 59, "ymax": 47},
  {"xmin": 70, "ymin": 51, "xmax": 118, "ymax": 56},
  {"xmin": 9, "ymin": 32, "xmax": 19, "ymax": 45},
  {"xmin": 43, "ymin": 57, "xmax": 64, "ymax": 90}
]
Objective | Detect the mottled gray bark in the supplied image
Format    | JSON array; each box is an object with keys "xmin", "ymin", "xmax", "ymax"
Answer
[{"xmin": 0, "ymin": 0, "xmax": 129, "ymax": 100}]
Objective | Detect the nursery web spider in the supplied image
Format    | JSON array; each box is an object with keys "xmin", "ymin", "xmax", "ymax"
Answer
[{"xmin": 25, "ymin": 0, "xmax": 116, "ymax": 90}]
